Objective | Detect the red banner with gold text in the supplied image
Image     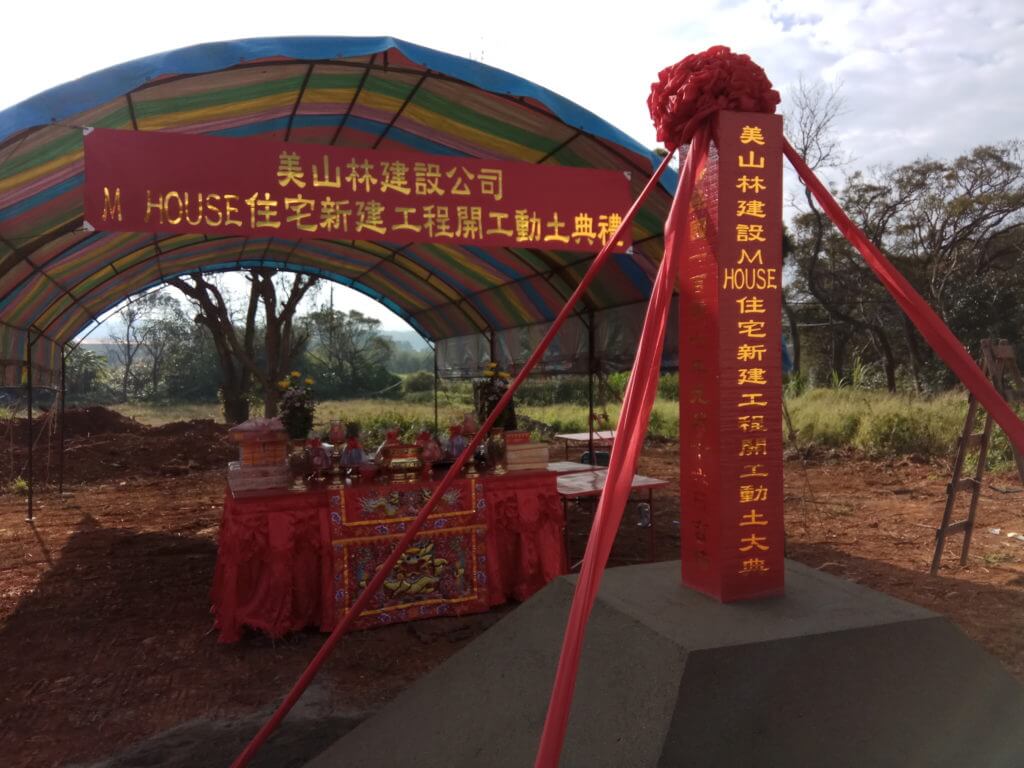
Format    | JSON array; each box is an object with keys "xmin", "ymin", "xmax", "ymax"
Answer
[
  {"xmin": 680, "ymin": 111, "xmax": 784, "ymax": 601},
  {"xmin": 82, "ymin": 128, "xmax": 632, "ymax": 252}
]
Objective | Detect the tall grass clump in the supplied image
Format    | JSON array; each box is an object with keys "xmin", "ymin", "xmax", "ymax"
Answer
[{"xmin": 787, "ymin": 388, "xmax": 967, "ymax": 459}]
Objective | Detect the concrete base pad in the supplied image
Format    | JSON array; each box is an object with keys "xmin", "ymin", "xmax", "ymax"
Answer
[{"xmin": 309, "ymin": 560, "xmax": 1024, "ymax": 767}]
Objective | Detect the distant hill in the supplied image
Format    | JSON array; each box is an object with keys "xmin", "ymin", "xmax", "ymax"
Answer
[{"xmin": 383, "ymin": 330, "xmax": 430, "ymax": 350}]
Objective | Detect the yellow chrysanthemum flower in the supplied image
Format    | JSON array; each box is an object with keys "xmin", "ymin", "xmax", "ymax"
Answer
[
  {"xmin": 498, "ymin": 371, "xmax": 511, "ymax": 380},
  {"xmin": 291, "ymin": 371, "xmax": 301, "ymax": 378},
  {"xmin": 483, "ymin": 370, "xmax": 495, "ymax": 377},
  {"xmin": 305, "ymin": 377, "xmax": 314, "ymax": 386},
  {"xmin": 278, "ymin": 379, "xmax": 290, "ymax": 390}
]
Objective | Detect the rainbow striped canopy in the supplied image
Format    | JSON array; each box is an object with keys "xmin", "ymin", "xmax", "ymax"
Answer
[{"xmin": 0, "ymin": 36, "xmax": 676, "ymax": 386}]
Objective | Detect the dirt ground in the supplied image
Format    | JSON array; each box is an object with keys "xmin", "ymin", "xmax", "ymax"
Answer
[{"xmin": 1, "ymin": 408, "xmax": 1023, "ymax": 767}]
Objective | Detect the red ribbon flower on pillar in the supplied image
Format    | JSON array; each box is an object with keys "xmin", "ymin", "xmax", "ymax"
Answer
[{"xmin": 647, "ymin": 45, "xmax": 780, "ymax": 149}]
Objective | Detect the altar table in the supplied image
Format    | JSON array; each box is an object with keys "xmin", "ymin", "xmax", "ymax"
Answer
[{"xmin": 211, "ymin": 471, "xmax": 565, "ymax": 642}]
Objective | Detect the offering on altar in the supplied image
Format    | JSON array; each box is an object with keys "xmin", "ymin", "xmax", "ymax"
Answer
[
  {"xmin": 228, "ymin": 417, "xmax": 289, "ymax": 466},
  {"xmin": 226, "ymin": 417, "xmax": 290, "ymax": 492},
  {"xmin": 504, "ymin": 430, "xmax": 550, "ymax": 471},
  {"xmin": 375, "ymin": 428, "xmax": 402, "ymax": 463},
  {"xmin": 278, "ymin": 372, "xmax": 316, "ymax": 440},
  {"xmin": 446, "ymin": 425, "xmax": 468, "ymax": 458},
  {"xmin": 340, "ymin": 423, "xmax": 365, "ymax": 478},
  {"xmin": 378, "ymin": 443, "xmax": 424, "ymax": 482},
  {"xmin": 417, "ymin": 430, "xmax": 444, "ymax": 467},
  {"xmin": 308, "ymin": 437, "xmax": 331, "ymax": 484}
]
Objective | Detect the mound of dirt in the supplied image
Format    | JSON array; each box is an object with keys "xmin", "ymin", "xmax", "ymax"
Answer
[
  {"xmin": 0, "ymin": 409, "xmax": 234, "ymax": 486},
  {"xmin": 61, "ymin": 406, "xmax": 147, "ymax": 437}
]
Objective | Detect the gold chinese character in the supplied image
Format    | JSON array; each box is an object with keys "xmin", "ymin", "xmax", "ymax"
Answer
[
  {"xmin": 311, "ymin": 156, "xmax": 341, "ymax": 188},
  {"xmin": 738, "ymin": 151, "xmax": 765, "ymax": 169},
  {"xmin": 245, "ymin": 193, "xmax": 281, "ymax": 229},
  {"xmin": 736, "ymin": 175, "xmax": 765, "ymax": 194},
  {"xmin": 597, "ymin": 213, "xmax": 624, "ymax": 246},
  {"xmin": 354, "ymin": 200, "xmax": 386, "ymax": 235},
  {"xmin": 739, "ymin": 485, "xmax": 769, "ymax": 504},
  {"xmin": 738, "ymin": 320, "xmax": 767, "ymax": 338},
  {"xmin": 543, "ymin": 212, "xmax": 570, "ymax": 243},
  {"xmin": 345, "ymin": 159, "xmax": 377, "ymax": 193},
  {"xmin": 740, "ymin": 509, "xmax": 769, "ymax": 526},
  {"xmin": 738, "ymin": 438, "xmax": 767, "ymax": 457},
  {"xmin": 392, "ymin": 207, "xmax": 421, "ymax": 233},
  {"xmin": 276, "ymin": 151, "xmax": 306, "ymax": 188},
  {"xmin": 736, "ymin": 296, "xmax": 766, "ymax": 314},
  {"xmin": 446, "ymin": 166, "xmax": 476, "ymax": 195},
  {"xmin": 414, "ymin": 162, "xmax": 444, "ymax": 196},
  {"xmin": 738, "ymin": 414, "xmax": 765, "ymax": 432},
  {"xmin": 423, "ymin": 205, "xmax": 454, "ymax": 238},
  {"xmin": 379, "ymin": 161, "xmax": 412, "ymax": 195},
  {"xmin": 571, "ymin": 213, "xmax": 596, "ymax": 244},
  {"xmin": 514, "ymin": 209, "xmax": 542, "ymax": 242},
  {"xmin": 740, "ymin": 557, "xmax": 769, "ymax": 573},
  {"xmin": 739, "ymin": 533, "xmax": 770, "ymax": 552},
  {"xmin": 738, "ymin": 368, "xmax": 767, "ymax": 385},
  {"xmin": 737, "ymin": 200, "xmax": 767, "ymax": 219},
  {"xmin": 741, "ymin": 463, "xmax": 769, "ymax": 478},
  {"xmin": 478, "ymin": 168, "xmax": 504, "ymax": 201},
  {"xmin": 738, "ymin": 392, "xmax": 769, "ymax": 408},
  {"xmin": 736, "ymin": 224, "xmax": 766, "ymax": 242},
  {"xmin": 318, "ymin": 197, "xmax": 351, "ymax": 231},
  {"xmin": 284, "ymin": 195, "xmax": 317, "ymax": 232},
  {"xmin": 486, "ymin": 211, "xmax": 513, "ymax": 237},
  {"xmin": 739, "ymin": 126, "xmax": 766, "ymax": 145},
  {"xmin": 455, "ymin": 206, "xmax": 483, "ymax": 239},
  {"xmin": 737, "ymin": 344, "xmax": 767, "ymax": 362}
]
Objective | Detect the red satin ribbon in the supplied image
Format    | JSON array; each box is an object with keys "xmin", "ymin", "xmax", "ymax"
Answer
[
  {"xmin": 534, "ymin": 125, "xmax": 710, "ymax": 767},
  {"xmin": 783, "ymin": 140, "xmax": 1024, "ymax": 453}
]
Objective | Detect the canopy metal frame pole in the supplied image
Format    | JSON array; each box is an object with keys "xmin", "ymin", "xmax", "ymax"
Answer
[
  {"xmin": 587, "ymin": 311, "xmax": 595, "ymax": 464},
  {"xmin": 25, "ymin": 334, "xmax": 33, "ymax": 522},
  {"xmin": 433, "ymin": 344, "xmax": 439, "ymax": 434},
  {"xmin": 59, "ymin": 344, "xmax": 66, "ymax": 495}
]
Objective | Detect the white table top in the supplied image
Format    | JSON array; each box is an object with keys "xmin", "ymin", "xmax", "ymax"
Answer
[
  {"xmin": 556, "ymin": 468, "xmax": 669, "ymax": 499},
  {"xmin": 553, "ymin": 430, "xmax": 616, "ymax": 443},
  {"xmin": 546, "ymin": 461, "xmax": 600, "ymax": 474}
]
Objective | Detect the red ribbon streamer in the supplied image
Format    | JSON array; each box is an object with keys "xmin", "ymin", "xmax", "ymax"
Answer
[
  {"xmin": 534, "ymin": 125, "xmax": 709, "ymax": 767},
  {"xmin": 229, "ymin": 152, "xmax": 676, "ymax": 768},
  {"xmin": 783, "ymin": 140, "xmax": 1024, "ymax": 454}
]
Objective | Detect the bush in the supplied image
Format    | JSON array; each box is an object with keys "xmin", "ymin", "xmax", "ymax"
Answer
[{"xmin": 403, "ymin": 371, "xmax": 435, "ymax": 394}]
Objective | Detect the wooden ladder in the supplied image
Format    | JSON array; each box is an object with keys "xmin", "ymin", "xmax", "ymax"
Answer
[{"xmin": 931, "ymin": 339, "xmax": 1024, "ymax": 574}]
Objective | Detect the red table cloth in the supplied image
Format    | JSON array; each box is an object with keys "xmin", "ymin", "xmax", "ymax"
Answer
[{"xmin": 211, "ymin": 470, "xmax": 564, "ymax": 642}]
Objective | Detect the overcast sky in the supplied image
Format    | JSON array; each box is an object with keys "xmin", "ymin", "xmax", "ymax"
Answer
[{"xmin": 3, "ymin": 0, "xmax": 1020, "ymax": 333}]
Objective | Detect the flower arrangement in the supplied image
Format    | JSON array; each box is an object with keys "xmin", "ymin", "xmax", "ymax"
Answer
[
  {"xmin": 473, "ymin": 362, "xmax": 517, "ymax": 431},
  {"xmin": 278, "ymin": 370, "xmax": 316, "ymax": 439}
]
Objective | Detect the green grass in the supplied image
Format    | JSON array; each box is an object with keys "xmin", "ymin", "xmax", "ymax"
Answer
[
  {"xmin": 785, "ymin": 388, "xmax": 1023, "ymax": 469},
  {"xmin": 105, "ymin": 386, "xmax": 1021, "ymax": 468}
]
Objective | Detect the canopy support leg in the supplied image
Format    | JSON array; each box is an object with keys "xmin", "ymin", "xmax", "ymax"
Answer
[
  {"xmin": 59, "ymin": 344, "xmax": 66, "ymax": 496},
  {"xmin": 433, "ymin": 345, "xmax": 439, "ymax": 434},
  {"xmin": 26, "ymin": 335, "xmax": 33, "ymax": 522}
]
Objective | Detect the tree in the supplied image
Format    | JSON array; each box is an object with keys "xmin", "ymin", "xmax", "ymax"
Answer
[
  {"xmin": 304, "ymin": 307, "xmax": 400, "ymax": 398},
  {"xmin": 169, "ymin": 270, "xmax": 318, "ymax": 421},
  {"xmin": 110, "ymin": 300, "xmax": 147, "ymax": 401},
  {"xmin": 789, "ymin": 142, "xmax": 1024, "ymax": 391},
  {"xmin": 783, "ymin": 76, "xmax": 850, "ymax": 379}
]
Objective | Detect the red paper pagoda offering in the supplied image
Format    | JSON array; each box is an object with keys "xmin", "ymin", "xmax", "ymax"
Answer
[{"xmin": 226, "ymin": 417, "xmax": 290, "ymax": 492}]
